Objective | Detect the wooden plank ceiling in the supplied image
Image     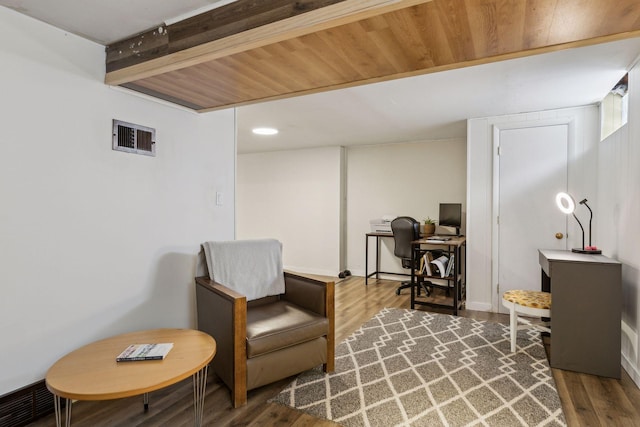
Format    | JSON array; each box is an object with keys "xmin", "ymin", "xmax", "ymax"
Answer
[{"xmin": 105, "ymin": 0, "xmax": 640, "ymax": 112}]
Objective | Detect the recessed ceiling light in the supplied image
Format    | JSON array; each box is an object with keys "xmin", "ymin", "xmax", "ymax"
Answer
[{"xmin": 252, "ymin": 127, "xmax": 279, "ymax": 135}]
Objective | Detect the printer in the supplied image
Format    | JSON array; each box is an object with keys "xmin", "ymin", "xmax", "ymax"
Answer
[{"xmin": 369, "ymin": 215, "xmax": 396, "ymax": 233}]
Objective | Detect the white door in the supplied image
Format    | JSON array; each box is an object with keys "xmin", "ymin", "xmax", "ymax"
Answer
[{"xmin": 494, "ymin": 124, "xmax": 569, "ymax": 313}]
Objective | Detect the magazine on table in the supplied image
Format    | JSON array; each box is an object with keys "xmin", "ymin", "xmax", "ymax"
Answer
[{"xmin": 116, "ymin": 343, "xmax": 174, "ymax": 362}]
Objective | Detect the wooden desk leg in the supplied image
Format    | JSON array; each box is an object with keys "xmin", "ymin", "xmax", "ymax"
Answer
[
  {"xmin": 54, "ymin": 395, "xmax": 72, "ymax": 427},
  {"xmin": 192, "ymin": 365, "xmax": 208, "ymax": 427}
]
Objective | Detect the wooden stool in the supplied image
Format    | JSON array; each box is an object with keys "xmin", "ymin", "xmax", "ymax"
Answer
[{"xmin": 502, "ymin": 290, "xmax": 551, "ymax": 352}]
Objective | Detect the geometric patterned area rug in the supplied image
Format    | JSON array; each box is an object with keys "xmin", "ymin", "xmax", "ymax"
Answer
[{"xmin": 271, "ymin": 308, "xmax": 566, "ymax": 426}]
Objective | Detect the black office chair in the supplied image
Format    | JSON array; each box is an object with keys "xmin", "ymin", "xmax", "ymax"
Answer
[{"xmin": 391, "ymin": 216, "xmax": 431, "ymax": 295}]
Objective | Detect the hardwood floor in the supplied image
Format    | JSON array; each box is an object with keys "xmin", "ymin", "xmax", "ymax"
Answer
[{"xmin": 30, "ymin": 277, "xmax": 640, "ymax": 426}]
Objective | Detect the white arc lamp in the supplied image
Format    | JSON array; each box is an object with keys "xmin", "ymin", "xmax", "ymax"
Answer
[{"xmin": 555, "ymin": 192, "xmax": 601, "ymax": 254}]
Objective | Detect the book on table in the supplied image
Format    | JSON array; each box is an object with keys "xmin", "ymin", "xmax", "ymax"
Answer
[
  {"xmin": 430, "ymin": 255, "xmax": 449, "ymax": 278},
  {"xmin": 422, "ymin": 252, "xmax": 434, "ymax": 276},
  {"xmin": 116, "ymin": 343, "xmax": 174, "ymax": 362},
  {"xmin": 445, "ymin": 254, "xmax": 455, "ymax": 277}
]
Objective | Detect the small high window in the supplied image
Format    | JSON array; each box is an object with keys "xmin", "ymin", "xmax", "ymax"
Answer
[{"xmin": 601, "ymin": 74, "xmax": 628, "ymax": 140}]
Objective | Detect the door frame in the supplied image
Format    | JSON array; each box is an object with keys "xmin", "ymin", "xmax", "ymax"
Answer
[{"xmin": 491, "ymin": 117, "xmax": 575, "ymax": 312}]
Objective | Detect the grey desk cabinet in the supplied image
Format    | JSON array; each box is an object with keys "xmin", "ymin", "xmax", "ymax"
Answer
[{"xmin": 539, "ymin": 249, "xmax": 621, "ymax": 378}]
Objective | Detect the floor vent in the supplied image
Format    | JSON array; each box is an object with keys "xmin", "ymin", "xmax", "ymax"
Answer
[
  {"xmin": 0, "ymin": 380, "xmax": 56, "ymax": 427},
  {"xmin": 112, "ymin": 119, "xmax": 156, "ymax": 156}
]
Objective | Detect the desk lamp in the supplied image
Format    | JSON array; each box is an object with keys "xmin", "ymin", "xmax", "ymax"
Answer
[{"xmin": 555, "ymin": 192, "xmax": 601, "ymax": 254}]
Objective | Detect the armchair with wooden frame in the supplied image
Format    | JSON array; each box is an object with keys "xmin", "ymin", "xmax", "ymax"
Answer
[{"xmin": 195, "ymin": 240, "xmax": 335, "ymax": 407}]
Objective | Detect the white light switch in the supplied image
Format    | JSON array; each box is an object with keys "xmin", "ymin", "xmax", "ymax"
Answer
[{"xmin": 215, "ymin": 191, "xmax": 224, "ymax": 206}]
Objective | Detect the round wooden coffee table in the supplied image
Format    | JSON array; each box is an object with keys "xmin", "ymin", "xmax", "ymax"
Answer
[{"xmin": 46, "ymin": 328, "xmax": 216, "ymax": 427}]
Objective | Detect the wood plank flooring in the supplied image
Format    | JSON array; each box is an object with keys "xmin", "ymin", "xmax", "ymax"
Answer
[{"xmin": 30, "ymin": 276, "xmax": 640, "ymax": 426}]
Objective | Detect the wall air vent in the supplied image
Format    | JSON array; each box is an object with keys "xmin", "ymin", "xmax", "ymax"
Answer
[
  {"xmin": 0, "ymin": 380, "xmax": 56, "ymax": 427},
  {"xmin": 112, "ymin": 120, "xmax": 156, "ymax": 156}
]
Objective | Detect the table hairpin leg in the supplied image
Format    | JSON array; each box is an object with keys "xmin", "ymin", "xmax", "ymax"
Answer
[
  {"xmin": 192, "ymin": 365, "xmax": 208, "ymax": 426},
  {"xmin": 54, "ymin": 395, "xmax": 72, "ymax": 427}
]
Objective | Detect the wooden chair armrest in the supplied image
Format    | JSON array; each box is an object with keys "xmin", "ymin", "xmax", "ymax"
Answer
[
  {"xmin": 195, "ymin": 276, "xmax": 245, "ymax": 301},
  {"xmin": 282, "ymin": 271, "xmax": 335, "ymax": 372},
  {"xmin": 282, "ymin": 271, "xmax": 333, "ymax": 315},
  {"xmin": 195, "ymin": 276, "xmax": 247, "ymax": 406}
]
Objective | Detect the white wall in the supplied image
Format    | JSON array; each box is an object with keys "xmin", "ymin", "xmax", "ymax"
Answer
[
  {"xmin": 466, "ymin": 106, "xmax": 600, "ymax": 311},
  {"xmin": 0, "ymin": 8, "xmax": 236, "ymax": 394},
  {"xmin": 346, "ymin": 140, "xmax": 467, "ymax": 277},
  {"xmin": 237, "ymin": 140, "xmax": 466, "ymax": 278},
  {"xmin": 237, "ymin": 147, "xmax": 344, "ymax": 276},
  {"xmin": 598, "ymin": 65, "xmax": 640, "ymax": 387}
]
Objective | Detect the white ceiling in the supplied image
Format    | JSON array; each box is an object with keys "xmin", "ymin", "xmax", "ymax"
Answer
[
  {"xmin": 238, "ymin": 37, "xmax": 640, "ymax": 153},
  {"xmin": 2, "ymin": 1, "xmax": 640, "ymax": 154},
  {"xmin": 0, "ymin": 0, "xmax": 232, "ymax": 44}
]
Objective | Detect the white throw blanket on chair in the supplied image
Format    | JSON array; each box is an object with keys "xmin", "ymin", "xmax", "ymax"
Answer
[{"xmin": 202, "ymin": 239, "xmax": 286, "ymax": 301}]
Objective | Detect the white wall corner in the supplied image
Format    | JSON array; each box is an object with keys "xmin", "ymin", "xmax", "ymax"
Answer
[{"xmin": 622, "ymin": 353, "xmax": 640, "ymax": 388}]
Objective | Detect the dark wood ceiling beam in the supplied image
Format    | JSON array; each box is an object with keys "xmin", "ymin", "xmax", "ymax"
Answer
[
  {"xmin": 104, "ymin": 0, "xmax": 431, "ymax": 86},
  {"xmin": 106, "ymin": 0, "xmax": 346, "ymax": 73},
  {"xmin": 107, "ymin": 27, "xmax": 169, "ymax": 73},
  {"xmin": 168, "ymin": 0, "xmax": 345, "ymax": 54}
]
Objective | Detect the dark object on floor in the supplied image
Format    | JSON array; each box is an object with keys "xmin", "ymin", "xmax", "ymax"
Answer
[{"xmin": 338, "ymin": 270, "xmax": 351, "ymax": 279}]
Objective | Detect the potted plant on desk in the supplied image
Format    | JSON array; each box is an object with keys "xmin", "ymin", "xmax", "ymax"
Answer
[{"xmin": 423, "ymin": 217, "xmax": 436, "ymax": 235}]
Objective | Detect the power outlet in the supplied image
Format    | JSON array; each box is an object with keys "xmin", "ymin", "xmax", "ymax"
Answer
[{"xmin": 215, "ymin": 191, "xmax": 224, "ymax": 206}]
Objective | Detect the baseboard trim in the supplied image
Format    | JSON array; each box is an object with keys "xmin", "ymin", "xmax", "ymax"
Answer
[
  {"xmin": 622, "ymin": 353, "xmax": 640, "ymax": 389},
  {"xmin": 465, "ymin": 301, "xmax": 492, "ymax": 312},
  {"xmin": 284, "ymin": 265, "xmax": 338, "ymax": 278}
]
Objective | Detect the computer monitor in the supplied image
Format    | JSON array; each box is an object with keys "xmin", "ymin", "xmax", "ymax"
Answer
[{"xmin": 439, "ymin": 203, "xmax": 462, "ymax": 228}]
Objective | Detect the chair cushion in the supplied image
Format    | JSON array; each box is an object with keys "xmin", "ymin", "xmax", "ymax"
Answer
[
  {"xmin": 246, "ymin": 301, "xmax": 328, "ymax": 358},
  {"xmin": 503, "ymin": 290, "xmax": 551, "ymax": 310}
]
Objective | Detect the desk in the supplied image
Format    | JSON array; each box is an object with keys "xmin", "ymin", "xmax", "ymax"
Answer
[
  {"xmin": 411, "ymin": 236, "xmax": 466, "ymax": 315},
  {"xmin": 365, "ymin": 232, "xmax": 412, "ymax": 285},
  {"xmin": 539, "ymin": 249, "xmax": 621, "ymax": 378},
  {"xmin": 46, "ymin": 329, "xmax": 216, "ymax": 426}
]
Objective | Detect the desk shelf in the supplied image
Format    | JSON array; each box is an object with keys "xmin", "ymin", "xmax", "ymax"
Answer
[
  {"xmin": 416, "ymin": 273, "xmax": 460, "ymax": 281},
  {"xmin": 411, "ymin": 237, "xmax": 466, "ymax": 315},
  {"xmin": 413, "ymin": 278, "xmax": 466, "ymax": 311},
  {"xmin": 364, "ymin": 232, "xmax": 467, "ymax": 315}
]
